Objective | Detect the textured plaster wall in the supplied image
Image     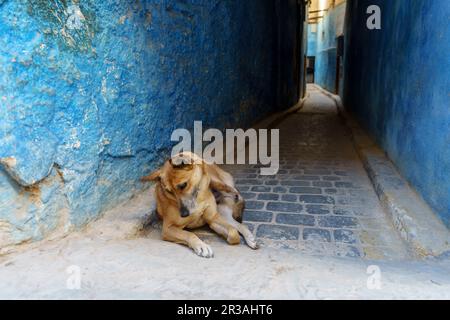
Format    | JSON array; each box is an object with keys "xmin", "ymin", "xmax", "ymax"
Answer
[
  {"xmin": 0, "ymin": 0, "xmax": 305, "ymax": 245},
  {"xmin": 343, "ymin": 0, "xmax": 450, "ymax": 227},
  {"xmin": 312, "ymin": 2, "xmax": 345, "ymax": 92},
  {"xmin": 275, "ymin": 0, "xmax": 305, "ymax": 109},
  {"xmin": 307, "ymin": 26, "xmax": 317, "ymax": 56}
]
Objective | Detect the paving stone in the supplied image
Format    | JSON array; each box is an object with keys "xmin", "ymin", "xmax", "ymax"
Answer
[
  {"xmin": 256, "ymin": 224, "xmax": 299, "ymax": 240},
  {"xmin": 236, "ymin": 179, "xmax": 263, "ymax": 185},
  {"xmin": 333, "ymin": 207, "xmax": 351, "ymax": 216},
  {"xmin": 272, "ymin": 186, "xmax": 287, "ymax": 193},
  {"xmin": 290, "ymin": 187, "xmax": 322, "ymax": 194},
  {"xmin": 281, "ymin": 194, "xmax": 297, "ymax": 202},
  {"xmin": 245, "ymin": 201, "xmax": 265, "ymax": 210},
  {"xmin": 257, "ymin": 193, "xmax": 280, "ymax": 201},
  {"xmin": 299, "ymin": 195, "xmax": 335, "ymax": 204},
  {"xmin": 241, "ymin": 192, "xmax": 257, "ymax": 200},
  {"xmin": 267, "ymin": 202, "xmax": 303, "ymax": 213},
  {"xmin": 260, "ymin": 175, "xmax": 277, "ymax": 179},
  {"xmin": 276, "ymin": 213, "xmax": 315, "ymax": 226},
  {"xmin": 322, "ymin": 176, "xmax": 341, "ymax": 181},
  {"xmin": 305, "ymin": 205, "xmax": 330, "ymax": 215},
  {"xmin": 324, "ymin": 188, "xmax": 338, "ymax": 194},
  {"xmin": 303, "ymin": 228, "xmax": 331, "ymax": 242},
  {"xmin": 292, "ymin": 175, "xmax": 320, "ymax": 181},
  {"xmin": 335, "ymin": 181, "xmax": 355, "ymax": 188},
  {"xmin": 264, "ymin": 180, "xmax": 279, "ymax": 186},
  {"xmin": 243, "ymin": 210, "xmax": 273, "ymax": 222},
  {"xmin": 251, "ymin": 186, "xmax": 271, "ymax": 192},
  {"xmin": 304, "ymin": 169, "xmax": 332, "ymax": 175},
  {"xmin": 313, "ymin": 181, "xmax": 333, "ymax": 188},
  {"xmin": 280, "ymin": 180, "xmax": 310, "ymax": 187},
  {"xmin": 318, "ymin": 216, "xmax": 358, "ymax": 228},
  {"xmin": 334, "ymin": 229, "xmax": 357, "ymax": 244}
]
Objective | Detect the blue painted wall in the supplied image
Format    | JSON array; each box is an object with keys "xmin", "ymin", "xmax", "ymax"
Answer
[
  {"xmin": 0, "ymin": 0, "xmax": 305, "ymax": 245},
  {"xmin": 307, "ymin": 25, "xmax": 317, "ymax": 56},
  {"xmin": 275, "ymin": 0, "xmax": 306, "ymax": 108},
  {"xmin": 310, "ymin": 2, "xmax": 345, "ymax": 93},
  {"xmin": 343, "ymin": 0, "xmax": 450, "ymax": 227}
]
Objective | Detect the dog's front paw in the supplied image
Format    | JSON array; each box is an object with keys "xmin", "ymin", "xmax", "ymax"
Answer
[
  {"xmin": 244, "ymin": 234, "xmax": 259, "ymax": 250},
  {"xmin": 192, "ymin": 241, "xmax": 214, "ymax": 258}
]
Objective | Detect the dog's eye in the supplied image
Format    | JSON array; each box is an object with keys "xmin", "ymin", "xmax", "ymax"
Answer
[{"xmin": 177, "ymin": 182, "xmax": 188, "ymax": 190}]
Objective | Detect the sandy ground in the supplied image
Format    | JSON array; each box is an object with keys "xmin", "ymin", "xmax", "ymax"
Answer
[{"xmin": 1, "ymin": 190, "xmax": 450, "ymax": 300}]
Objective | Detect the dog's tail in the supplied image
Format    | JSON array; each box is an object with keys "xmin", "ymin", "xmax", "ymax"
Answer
[
  {"xmin": 140, "ymin": 175, "xmax": 154, "ymax": 182},
  {"xmin": 141, "ymin": 169, "xmax": 160, "ymax": 182}
]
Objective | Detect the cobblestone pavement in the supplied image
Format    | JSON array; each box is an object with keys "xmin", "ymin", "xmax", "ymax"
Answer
[{"xmin": 226, "ymin": 85, "xmax": 412, "ymax": 260}]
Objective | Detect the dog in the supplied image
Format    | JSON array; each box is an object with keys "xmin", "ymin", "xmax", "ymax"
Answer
[{"xmin": 141, "ymin": 152, "xmax": 257, "ymax": 257}]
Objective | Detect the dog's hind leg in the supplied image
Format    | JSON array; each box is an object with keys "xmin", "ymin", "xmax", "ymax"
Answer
[
  {"xmin": 209, "ymin": 178, "xmax": 238, "ymax": 195},
  {"xmin": 217, "ymin": 204, "xmax": 259, "ymax": 250},
  {"xmin": 208, "ymin": 220, "xmax": 240, "ymax": 245},
  {"xmin": 162, "ymin": 223, "xmax": 214, "ymax": 258}
]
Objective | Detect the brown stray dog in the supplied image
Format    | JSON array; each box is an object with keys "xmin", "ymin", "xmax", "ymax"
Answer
[{"xmin": 141, "ymin": 152, "xmax": 258, "ymax": 258}]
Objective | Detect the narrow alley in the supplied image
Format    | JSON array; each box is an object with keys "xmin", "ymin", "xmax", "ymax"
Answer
[
  {"xmin": 232, "ymin": 85, "xmax": 411, "ymax": 260},
  {"xmin": 1, "ymin": 0, "xmax": 449, "ymax": 302}
]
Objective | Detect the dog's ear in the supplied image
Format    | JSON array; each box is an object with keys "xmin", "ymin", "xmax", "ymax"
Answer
[
  {"xmin": 141, "ymin": 169, "xmax": 161, "ymax": 182},
  {"xmin": 169, "ymin": 157, "xmax": 194, "ymax": 170}
]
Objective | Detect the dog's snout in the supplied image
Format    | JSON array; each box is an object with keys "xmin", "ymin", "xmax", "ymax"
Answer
[{"xmin": 180, "ymin": 205, "xmax": 190, "ymax": 218}]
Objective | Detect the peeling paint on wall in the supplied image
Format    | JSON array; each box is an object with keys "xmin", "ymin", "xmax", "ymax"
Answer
[{"xmin": 27, "ymin": 0, "xmax": 97, "ymax": 53}]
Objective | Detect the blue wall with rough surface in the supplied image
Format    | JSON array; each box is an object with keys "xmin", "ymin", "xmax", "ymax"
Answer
[
  {"xmin": 311, "ymin": 2, "xmax": 345, "ymax": 93},
  {"xmin": 343, "ymin": 0, "xmax": 450, "ymax": 227},
  {"xmin": 0, "ymin": 0, "xmax": 305, "ymax": 245},
  {"xmin": 307, "ymin": 26, "xmax": 317, "ymax": 57}
]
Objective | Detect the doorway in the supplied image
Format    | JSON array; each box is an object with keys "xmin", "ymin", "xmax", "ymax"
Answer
[{"xmin": 335, "ymin": 35, "xmax": 344, "ymax": 94}]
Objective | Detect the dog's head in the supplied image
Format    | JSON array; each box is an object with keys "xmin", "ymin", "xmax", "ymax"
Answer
[{"xmin": 141, "ymin": 152, "xmax": 208, "ymax": 218}]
